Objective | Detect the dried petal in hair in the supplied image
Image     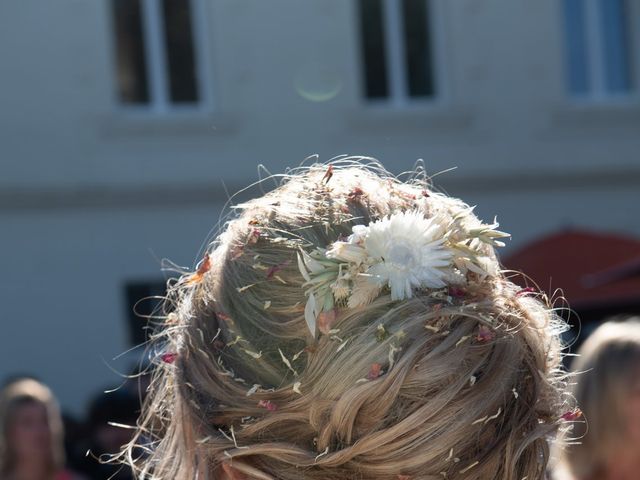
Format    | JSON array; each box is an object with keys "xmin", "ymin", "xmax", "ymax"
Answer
[
  {"xmin": 161, "ymin": 352, "xmax": 177, "ymax": 364},
  {"xmin": 186, "ymin": 253, "xmax": 211, "ymax": 284},
  {"xmin": 367, "ymin": 363, "xmax": 383, "ymax": 380},
  {"xmin": 476, "ymin": 325, "xmax": 495, "ymax": 342},
  {"xmin": 561, "ymin": 408, "xmax": 582, "ymax": 421},
  {"xmin": 318, "ymin": 309, "xmax": 337, "ymax": 334},
  {"xmin": 257, "ymin": 399, "xmax": 277, "ymax": 412}
]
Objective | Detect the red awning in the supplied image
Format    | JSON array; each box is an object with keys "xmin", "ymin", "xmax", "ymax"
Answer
[{"xmin": 503, "ymin": 229, "xmax": 640, "ymax": 310}]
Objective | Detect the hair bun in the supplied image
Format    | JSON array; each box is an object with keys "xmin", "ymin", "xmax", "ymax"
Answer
[{"xmin": 124, "ymin": 159, "xmax": 570, "ymax": 480}]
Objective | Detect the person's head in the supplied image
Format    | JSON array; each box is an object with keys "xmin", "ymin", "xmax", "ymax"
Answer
[
  {"xmin": 126, "ymin": 160, "xmax": 570, "ymax": 479},
  {"xmin": 556, "ymin": 319, "xmax": 640, "ymax": 479},
  {"xmin": 0, "ymin": 378, "xmax": 65, "ymax": 475}
]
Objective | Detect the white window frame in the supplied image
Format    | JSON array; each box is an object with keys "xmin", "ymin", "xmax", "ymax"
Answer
[
  {"xmin": 565, "ymin": 0, "xmax": 640, "ymax": 103},
  {"xmin": 114, "ymin": 0, "xmax": 213, "ymax": 114},
  {"xmin": 366, "ymin": 0, "xmax": 447, "ymax": 108},
  {"xmin": 626, "ymin": 0, "xmax": 640, "ymax": 98}
]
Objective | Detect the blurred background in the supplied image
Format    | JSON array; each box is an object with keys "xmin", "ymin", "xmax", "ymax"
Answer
[{"xmin": 1, "ymin": 0, "xmax": 639, "ymax": 473}]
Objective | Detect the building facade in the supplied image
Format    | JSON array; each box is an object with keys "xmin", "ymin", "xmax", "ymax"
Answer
[{"xmin": 1, "ymin": 0, "xmax": 639, "ymax": 413}]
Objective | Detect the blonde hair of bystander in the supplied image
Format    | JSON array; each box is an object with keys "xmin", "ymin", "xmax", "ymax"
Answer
[
  {"xmin": 0, "ymin": 378, "xmax": 66, "ymax": 477},
  {"xmin": 555, "ymin": 319, "xmax": 640, "ymax": 480}
]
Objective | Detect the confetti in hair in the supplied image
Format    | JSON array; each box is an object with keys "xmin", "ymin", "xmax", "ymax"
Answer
[
  {"xmin": 120, "ymin": 159, "xmax": 571, "ymax": 480},
  {"xmin": 186, "ymin": 253, "xmax": 211, "ymax": 285},
  {"xmin": 257, "ymin": 400, "xmax": 278, "ymax": 412},
  {"xmin": 160, "ymin": 352, "xmax": 177, "ymax": 364}
]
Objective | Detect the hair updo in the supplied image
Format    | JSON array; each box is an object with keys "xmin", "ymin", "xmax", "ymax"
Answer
[{"xmin": 126, "ymin": 159, "xmax": 570, "ymax": 480}]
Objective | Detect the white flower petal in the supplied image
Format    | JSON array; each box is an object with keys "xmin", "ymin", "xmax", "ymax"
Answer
[
  {"xmin": 350, "ymin": 225, "xmax": 368, "ymax": 244},
  {"xmin": 465, "ymin": 259, "xmax": 489, "ymax": 276},
  {"xmin": 304, "ymin": 293, "xmax": 317, "ymax": 337},
  {"xmin": 442, "ymin": 269, "xmax": 466, "ymax": 285},
  {"xmin": 301, "ymin": 249, "xmax": 325, "ymax": 274},
  {"xmin": 331, "ymin": 278, "xmax": 350, "ymax": 300},
  {"xmin": 326, "ymin": 242, "xmax": 367, "ymax": 264},
  {"xmin": 387, "ymin": 271, "xmax": 411, "ymax": 301},
  {"xmin": 348, "ymin": 276, "xmax": 381, "ymax": 308},
  {"xmin": 357, "ymin": 210, "xmax": 454, "ymax": 300},
  {"xmin": 296, "ymin": 251, "xmax": 311, "ymax": 282}
]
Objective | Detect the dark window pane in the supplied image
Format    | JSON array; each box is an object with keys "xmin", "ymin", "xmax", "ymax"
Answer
[
  {"xmin": 162, "ymin": 0, "xmax": 199, "ymax": 103},
  {"xmin": 125, "ymin": 280, "xmax": 167, "ymax": 346},
  {"xmin": 562, "ymin": 0, "xmax": 590, "ymax": 95},
  {"xmin": 112, "ymin": 0, "xmax": 149, "ymax": 104},
  {"xmin": 359, "ymin": 0, "xmax": 389, "ymax": 98},
  {"xmin": 599, "ymin": 0, "xmax": 631, "ymax": 93},
  {"xmin": 402, "ymin": 0, "xmax": 434, "ymax": 97}
]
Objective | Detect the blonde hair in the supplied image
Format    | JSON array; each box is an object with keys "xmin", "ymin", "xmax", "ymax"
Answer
[
  {"xmin": 126, "ymin": 159, "xmax": 570, "ymax": 479},
  {"xmin": 0, "ymin": 378, "xmax": 65, "ymax": 476},
  {"xmin": 556, "ymin": 319, "xmax": 640, "ymax": 480}
]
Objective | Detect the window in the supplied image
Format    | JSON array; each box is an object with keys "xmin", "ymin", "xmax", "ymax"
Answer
[
  {"xmin": 562, "ymin": 0, "xmax": 638, "ymax": 100},
  {"xmin": 358, "ymin": 0, "xmax": 441, "ymax": 105},
  {"xmin": 124, "ymin": 280, "xmax": 167, "ymax": 346},
  {"xmin": 111, "ymin": 0, "xmax": 207, "ymax": 112}
]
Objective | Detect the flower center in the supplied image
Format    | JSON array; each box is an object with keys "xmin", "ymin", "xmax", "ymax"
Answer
[{"xmin": 386, "ymin": 242, "xmax": 417, "ymax": 270}]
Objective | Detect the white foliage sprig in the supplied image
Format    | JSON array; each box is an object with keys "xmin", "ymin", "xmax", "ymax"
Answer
[{"xmin": 296, "ymin": 209, "xmax": 509, "ymax": 337}]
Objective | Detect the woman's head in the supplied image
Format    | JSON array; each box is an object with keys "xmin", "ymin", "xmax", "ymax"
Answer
[
  {"xmin": 128, "ymin": 159, "xmax": 570, "ymax": 479},
  {"xmin": 0, "ymin": 378, "xmax": 65, "ymax": 475},
  {"xmin": 557, "ymin": 319, "xmax": 640, "ymax": 479}
]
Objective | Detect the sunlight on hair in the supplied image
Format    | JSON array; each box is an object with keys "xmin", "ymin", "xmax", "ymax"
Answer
[{"xmin": 120, "ymin": 157, "xmax": 572, "ymax": 480}]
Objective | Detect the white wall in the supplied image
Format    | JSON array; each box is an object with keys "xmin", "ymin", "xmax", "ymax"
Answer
[
  {"xmin": 1, "ymin": 0, "xmax": 639, "ymax": 414},
  {"xmin": 0, "ymin": 204, "xmax": 224, "ymax": 414}
]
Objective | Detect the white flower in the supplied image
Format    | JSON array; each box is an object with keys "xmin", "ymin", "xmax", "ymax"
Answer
[
  {"xmin": 298, "ymin": 203, "xmax": 510, "ymax": 322},
  {"xmin": 360, "ymin": 211, "xmax": 453, "ymax": 301},
  {"xmin": 325, "ymin": 241, "xmax": 367, "ymax": 265},
  {"xmin": 304, "ymin": 292, "xmax": 318, "ymax": 336},
  {"xmin": 330, "ymin": 278, "xmax": 351, "ymax": 300},
  {"xmin": 348, "ymin": 275, "xmax": 382, "ymax": 308},
  {"xmin": 349, "ymin": 225, "xmax": 368, "ymax": 244},
  {"xmin": 472, "ymin": 255, "xmax": 499, "ymax": 278},
  {"xmin": 441, "ymin": 268, "xmax": 466, "ymax": 286}
]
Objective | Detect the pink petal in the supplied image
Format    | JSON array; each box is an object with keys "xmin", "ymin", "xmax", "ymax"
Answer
[
  {"xmin": 258, "ymin": 400, "xmax": 278, "ymax": 412},
  {"xmin": 266, "ymin": 260, "xmax": 291, "ymax": 279},
  {"xmin": 318, "ymin": 309, "xmax": 338, "ymax": 335},
  {"xmin": 347, "ymin": 186, "xmax": 364, "ymax": 200},
  {"xmin": 247, "ymin": 229, "xmax": 261, "ymax": 244},
  {"xmin": 561, "ymin": 408, "xmax": 582, "ymax": 421},
  {"xmin": 367, "ymin": 363, "xmax": 383, "ymax": 380},
  {"xmin": 476, "ymin": 325, "xmax": 495, "ymax": 342},
  {"xmin": 448, "ymin": 286, "xmax": 466, "ymax": 298},
  {"xmin": 161, "ymin": 353, "xmax": 177, "ymax": 364}
]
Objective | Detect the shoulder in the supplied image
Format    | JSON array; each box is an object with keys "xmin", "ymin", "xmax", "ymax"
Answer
[
  {"xmin": 55, "ymin": 470, "xmax": 88, "ymax": 480},
  {"xmin": 549, "ymin": 466, "xmax": 578, "ymax": 480}
]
